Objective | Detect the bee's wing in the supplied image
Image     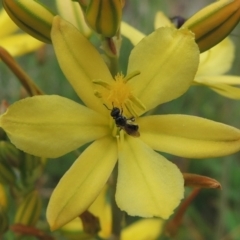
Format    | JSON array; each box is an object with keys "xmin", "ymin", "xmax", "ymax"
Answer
[{"xmin": 124, "ymin": 124, "xmax": 140, "ymax": 137}]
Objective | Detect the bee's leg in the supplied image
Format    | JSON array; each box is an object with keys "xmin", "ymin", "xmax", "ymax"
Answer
[{"xmin": 127, "ymin": 117, "xmax": 135, "ymax": 122}]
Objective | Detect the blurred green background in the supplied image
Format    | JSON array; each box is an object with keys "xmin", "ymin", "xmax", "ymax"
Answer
[{"xmin": 1, "ymin": 1, "xmax": 240, "ymax": 240}]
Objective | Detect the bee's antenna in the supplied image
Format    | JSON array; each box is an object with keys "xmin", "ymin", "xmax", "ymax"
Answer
[{"xmin": 103, "ymin": 104, "xmax": 111, "ymax": 110}]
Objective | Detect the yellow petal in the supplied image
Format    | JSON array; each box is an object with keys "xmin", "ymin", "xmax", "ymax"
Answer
[
  {"xmin": 196, "ymin": 75, "xmax": 240, "ymax": 85},
  {"xmin": 127, "ymin": 27, "xmax": 199, "ymax": 112},
  {"xmin": 0, "ymin": 9, "xmax": 18, "ymax": 38},
  {"xmin": 0, "ymin": 95, "xmax": 109, "ymax": 158},
  {"xmin": 210, "ymin": 84, "xmax": 240, "ymax": 99},
  {"xmin": 116, "ymin": 136, "xmax": 184, "ymax": 219},
  {"xmin": 121, "ymin": 21, "xmax": 145, "ymax": 46},
  {"xmin": 51, "ymin": 16, "xmax": 112, "ymax": 114},
  {"xmin": 47, "ymin": 136, "xmax": 117, "ymax": 230},
  {"xmin": 197, "ymin": 78, "xmax": 240, "ymax": 99},
  {"xmin": 154, "ymin": 11, "xmax": 173, "ymax": 29},
  {"xmin": 195, "ymin": 74, "xmax": 240, "ymax": 99},
  {"xmin": 196, "ymin": 37, "xmax": 235, "ymax": 77},
  {"xmin": 60, "ymin": 217, "xmax": 83, "ymax": 233},
  {"xmin": 122, "ymin": 218, "xmax": 164, "ymax": 240},
  {"xmin": 138, "ymin": 115, "xmax": 240, "ymax": 158},
  {"xmin": 88, "ymin": 185, "xmax": 111, "ymax": 238},
  {"xmin": 56, "ymin": 0, "xmax": 91, "ymax": 37},
  {"xmin": 0, "ymin": 34, "xmax": 44, "ymax": 57}
]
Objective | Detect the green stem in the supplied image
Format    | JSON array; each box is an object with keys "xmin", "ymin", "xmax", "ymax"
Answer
[
  {"xmin": 101, "ymin": 37, "xmax": 119, "ymax": 77},
  {"xmin": 109, "ymin": 56, "xmax": 119, "ymax": 77},
  {"xmin": 109, "ymin": 164, "xmax": 123, "ymax": 240}
]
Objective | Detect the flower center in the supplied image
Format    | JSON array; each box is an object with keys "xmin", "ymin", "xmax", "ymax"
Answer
[{"xmin": 93, "ymin": 71, "xmax": 145, "ymax": 118}]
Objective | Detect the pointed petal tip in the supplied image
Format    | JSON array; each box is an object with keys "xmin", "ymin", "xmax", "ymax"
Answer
[
  {"xmin": 46, "ymin": 208, "xmax": 64, "ymax": 231},
  {"xmin": 49, "ymin": 224, "xmax": 57, "ymax": 232},
  {"xmin": 51, "ymin": 15, "xmax": 64, "ymax": 35}
]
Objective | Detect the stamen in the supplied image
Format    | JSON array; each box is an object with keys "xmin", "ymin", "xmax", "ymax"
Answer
[
  {"xmin": 128, "ymin": 95, "xmax": 146, "ymax": 112},
  {"xmin": 92, "ymin": 79, "xmax": 111, "ymax": 90},
  {"xmin": 123, "ymin": 71, "xmax": 141, "ymax": 83},
  {"xmin": 123, "ymin": 95, "xmax": 146, "ymax": 117}
]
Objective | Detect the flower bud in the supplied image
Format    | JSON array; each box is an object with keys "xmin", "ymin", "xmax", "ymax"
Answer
[
  {"xmin": 84, "ymin": 0, "xmax": 123, "ymax": 37},
  {"xmin": 183, "ymin": 173, "xmax": 222, "ymax": 189},
  {"xmin": 0, "ymin": 128, "xmax": 6, "ymax": 141},
  {"xmin": 3, "ymin": 0, "xmax": 55, "ymax": 43},
  {"xmin": 0, "ymin": 184, "xmax": 7, "ymax": 208},
  {"xmin": 0, "ymin": 141, "xmax": 21, "ymax": 168},
  {"xmin": 80, "ymin": 211, "xmax": 100, "ymax": 235},
  {"xmin": 14, "ymin": 190, "xmax": 42, "ymax": 226},
  {"xmin": 182, "ymin": 0, "xmax": 240, "ymax": 53},
  {"xmin": 20, "ymin": 154, "xmax": 43, "ymax": 186},
  {"xmin": 0, "ymin": 206, "xmax": 9, "ymax": 234},
  {"xmin": 0, "ymin": 161, "xmax": 16, "ymax": 185}
]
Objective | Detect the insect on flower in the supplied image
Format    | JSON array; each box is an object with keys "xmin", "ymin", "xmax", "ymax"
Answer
[{"xmin": 104, "ymin": 104, "xmax": 140, "ymax": 137}]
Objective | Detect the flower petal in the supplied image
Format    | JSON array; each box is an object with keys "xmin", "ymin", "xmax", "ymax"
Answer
[
  {"xmin": 154, "ymin": 11, "xmax": 173, "ymax": 29},
  {"xmin": 0, "ymin": 34, "xmax": 44, "ymax": 57},
  {"xmin": 0, "ymin": 95, "xmax": 109, "ymax": 158},
  {"xmin": 121, "ymin": 21, "xmax": 145, "ymax": 46},
  {"xmin": 47, "ymin": 136, "xmax": 117, "ymax": 230},
  {"xmin": 122, "ymin": 218, "xmax": 164, "ymax": 240},
  {"xmin": 60, "ymin": 217, "xmax": 83, "ymax": 233},
  {"xmin": 195, "ymin": 75, "xmax": 240, "ymax": 99},
  {"xmin": 138, "ymin": 115, "xmax": 240, "ymax": 158},
  {"xmin": 127, "ymin": 27, "xmax": 199, "ymax": 112},
  {"xmin": 206, "ymin": 82, "xmax": 240, "ymax": 99},
  {"xmin": 56, "ymin": 0, "xmax": 91, "ymax": 37},
  {"xmin": 116, "ymin": 136, "xmax": 184, "ymax": 219},
  {"xmin": 196, "ymin": 37, "xmax": 235, "ymax": 77},
  {"xmin": 60, "ymin": 185, "xmax": 111, "ymax": 238},
  {"xmin": 88, "ymin": 185, "xmax": 111, "ymax": 238},
  {"xmin": 51, "ymin": 16, "xmax": 112, "ymax": 114},
  {"xmin": 0, "ymin": 9, "xmax": 18, "ymax": 38},
  {"xmin": 196, "ymin": 75, "xmax": 240, "ymax": 85}
]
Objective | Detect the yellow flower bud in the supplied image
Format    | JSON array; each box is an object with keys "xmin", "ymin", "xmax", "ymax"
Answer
[
  {"xmin": 3, "ymin": 0, "xmax": 54, "ymax": 43},
  {"xmin": 182, "ymin": 0, "xmax": 240, "ymax": 53},
  {"xmin": 84, "ymin": 0, "xmax": 123, "ymax": 37},
  {"xmin": 14, "ymin": 190, "xmax": 42, "ymax": 226}
]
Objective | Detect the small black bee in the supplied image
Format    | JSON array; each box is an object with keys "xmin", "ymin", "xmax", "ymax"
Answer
[{"xmin": 104, "ymin": 104, "xmax": 140, "ymax": 137}]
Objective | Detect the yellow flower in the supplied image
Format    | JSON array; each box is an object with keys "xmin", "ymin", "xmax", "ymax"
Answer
[
  {"xmin": 122, "ymin": 11, "xmax": 240, "ymax": 99},
  {"xmin": 61, "ymin": 186, "xmax": 164, "ymax": 240},
  {"xmin": 1, "ymin": 16, "xmax": 240, "ymax": 230},
  {"xmin": 0, "ymin": 8, "xmax": 44, "ymax": 57}
]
